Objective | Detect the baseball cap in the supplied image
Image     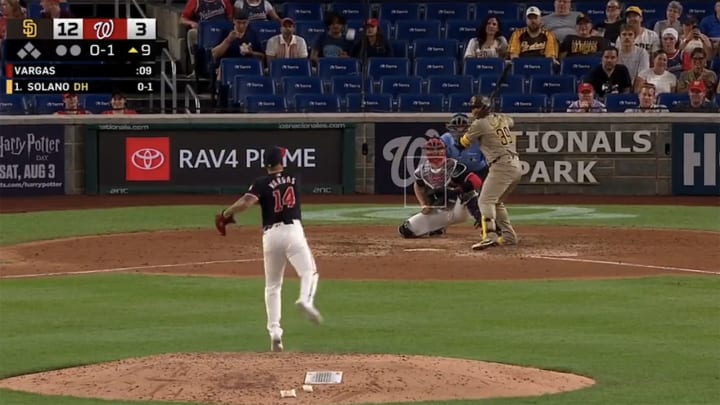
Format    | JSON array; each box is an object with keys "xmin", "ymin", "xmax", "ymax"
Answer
[
  {"xmin": 281, "ymin": 17, "xmax": 295, "ymax": 25},
  {"xmin": 662, "ymin": 27, "xmax": 679, "ymax": 40},
  {"xmin": 365, "ymin": 18, "xmax": 380, "ymax": 27},
  {"xmin": 578, "ymin": 83, "xmax": 594, "ymax": 94},
  {"xmin": 576, "ymin": 13, "xmax": 592, "ymax": 24},
  {"xmin": 625, "ymin": 6, "xmax": 643, "ymax": 17},
  {"xmin": 263, "ymin": 146, "xmax": 287, "ymax": 167},
  {"xmin": 525, "ymin": 6, "xmax": 541, "ymax": 16},
  {"xmin": 689, "ymin": 80, "xmax": 706, "ymax": 93},
  {"xmin": 682, "ymin": 15, "xmax": 698, "ymax": 26}
]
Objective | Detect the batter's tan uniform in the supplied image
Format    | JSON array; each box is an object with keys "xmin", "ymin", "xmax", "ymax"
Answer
[{"xmin": 463, "ymin": 113, "xmax": 522, "ymax": 243}]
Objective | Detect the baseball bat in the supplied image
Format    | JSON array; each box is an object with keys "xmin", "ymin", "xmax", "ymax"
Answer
[{"xmin": 488, "ymin": 61, "xmax": 513, "ymax": 108}]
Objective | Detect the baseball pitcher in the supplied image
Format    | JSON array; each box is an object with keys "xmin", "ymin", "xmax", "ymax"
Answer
[
  {"xmin": 399, "ymin": 138, "xmax": 485, "ymax": 238},
  {"xmin": 459, "ymin": 95, "xmax": 522, "ymax": 250}
]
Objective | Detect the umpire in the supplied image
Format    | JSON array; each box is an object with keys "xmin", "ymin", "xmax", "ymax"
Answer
[{"xmin": 440, "ymin": 113, "xmax": 489, "ymax": 181}]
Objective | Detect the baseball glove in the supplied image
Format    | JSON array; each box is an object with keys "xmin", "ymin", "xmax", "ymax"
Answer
[{"xmin": 214, "ymin": 210, "xmax": 236, "ymax": 236}]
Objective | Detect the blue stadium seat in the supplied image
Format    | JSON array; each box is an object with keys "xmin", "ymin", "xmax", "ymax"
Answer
[
  {"xmin": 575, "ymin": 2, "xmax": 606, "ymax": 24},
  {"xmin": 501, "ymin": 19, "xmax": 526, "ymax": 40},
  {"xmin": 346, "ymin": 93, "xmax": 393, "ymax": 112},
  {"xmin": 413, "ymin": 39, "xmax": 459, "ymax": 59},
  {"xmin": 246, "ymin": 95, "xmax": 287, "ymax": 113},
  {"xmin": 234, "ymin": 76, "xmax": 275, "ymax": 104},
  {"xmin": 199, "ymin": 21, "xmax": 233, "ymax": 49},
  {"xmin": 331, "ymin": 76, "xmax": 370, "ymax": 97},
  {"xmin": 638, "ymin": 5, "xmax": 661, "ymax": 25},
  {"xmin": 83, "ymin": 94, "xmax": 111, "ymax": 114},
  {"xmin": 270, "ymin": 58, "xmax": 311, "ymax": 77},
  {"xmin": 658, "ymin": 93, "xmax": 689, "ymax": 109},
  {"xmin": 447, "ymin": 93, "xmax": 474, "ymax": 112},
  {"xmin": 368, "ymin": 57, "xmax": 410, "ymax": 79},
  {"xmin": 476, "ymin": 5, "xmax": 520, "ymax": 20},
  {"xmin": 330, "ymin": 2, "xmax": 369, "ymax": 20},
  {"xmin": 684, "ymin": 2, "xmax": 713, "ymax": 19},
  {"xmin": 551, "ymin": 93, "xmax": 579, "ymax": 112},
  {"xmin": 0, "ymin": 94, "xmax": 30, "ymax": 115},
  {"xmin": 295, "ymin": 94, "xmax": 341, "ymax": 112},
  {"xmin": 347, "ymin": 19, "xmax": 393, "ymax": 38},
  {"xmin": 34, "ymin": 95, "xmax": 65, "ymax": 114},
  {"xmin": 283, "ymin": 3, "xmax": 324, "ymax": 21},
  {"xmin": 390, "ymin": 40, "xmax": 409, "ymax": 58},
  {"xmin": 318, "ymin": 58, "xmax": 360, "ymax": 78},
  {"xmin": 530, "ymin": 74, "xmax": 576, "ymax": 96},
  {"xmin": 395, "ymin": 20, "xmax": 441, "ymax": 40},
  {"xmin": 379, "ymin": 3, "xmax": 421, "ymax": 23},
  {"xmin": 283, "ymin": 76, "xmax": 323, "ymax": 98},
  {"xmin": 444, "ymin": 19, "xmax": 477, "ymax": 43},
  {"xmin": 512, "ymin": 57, "xmax": 554, "ymax": 76},
  {"xmin": 500, "ymin": 94, "xmax": 547, "ymax": 112},
  {"xmin": 414, "ymin": 57, "xmax": 456, "ymax": 77},
  {"xmin": 428, "ymin": 75, "xmax": 474, "ymax": 96},
  {"xmin": 295, "ymin": 21, "xmax": 325, "ymax": 43},
  {"xmin": 562, "ymin": 56, "xmax": 600, "ymax": 80},
  {"xmin": 379, "ymin": 75, "xmax": 423, "ymax": 97},
  {"xmin": 604, "ymin": 93, "xmax": 639, "ymax": 112},
  {"xmin": 463, "ymin": 58, "xmax": 505, "ymax": 77},
  {"xmin": 711, "ymin": 57, "xmax": 720, "ymax": 76},
  {"xmin": 425, "ymin": 3, "xmax": 472, "ymax": 22},
  {"xmin": 398, "ymin": 94, "xmax": 444, "ymax": 112},
  {"xmin": 478, "ymin": 74, "xmax": 525, "ymax": 94},
  {"xmin": 221, "ymin": 58, "xmax": 263, "ymax": 87},
  {"xmin": 251, "ymin": 20, "xmax": 281, "ymax": 43}
]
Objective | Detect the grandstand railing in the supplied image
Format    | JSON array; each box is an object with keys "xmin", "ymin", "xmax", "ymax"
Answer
[
  {"xmin": 184, "ymin": 84, "xmax": 201, "ymax": 114},
  {"xmin": 159, "ymin": 48, "xmax": 178, "ymax": 114}
]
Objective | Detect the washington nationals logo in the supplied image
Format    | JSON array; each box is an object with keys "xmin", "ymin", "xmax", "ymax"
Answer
[
  {"xmin": 131, "ymin": 148, "xmax": 165, "ymax": 170},
  {"xmin": 93, "ymin": 20, "xmax": 115, "ymax": 40},
  {"xmin": 382, "ymin": 128, "xmax": 441, "ymax": 189}
]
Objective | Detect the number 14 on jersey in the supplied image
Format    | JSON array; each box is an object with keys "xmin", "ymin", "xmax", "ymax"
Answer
[{"xmin": 272, "ymin": 187, "xmax": 296, "ymax": 213}]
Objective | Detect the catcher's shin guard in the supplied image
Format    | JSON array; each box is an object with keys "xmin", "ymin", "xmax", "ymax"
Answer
[{"xmin": 399, "ymin": 221, "xmax": 418, "ymax": 238}]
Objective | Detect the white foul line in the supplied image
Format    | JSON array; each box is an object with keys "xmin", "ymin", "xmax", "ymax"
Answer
[
  {"xmin": 530, "ymin": 255, "xmax": 720, "ymax": 276},
  {"xmin": 0, "ymin": 258, "xmax": 263, "ymax": 280}
]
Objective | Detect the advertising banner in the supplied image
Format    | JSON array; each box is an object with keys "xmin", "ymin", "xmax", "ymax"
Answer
[
  {"xmin": 0, "ymin": 125, "xmax": 64, "ymax": 196},
  {"xmin": 672, "ymin": 124, "xmax": 720, "ymax": 196},
  {"xmin": 89, "ymin": 124, "xmax": 351, "ymax": 194}
]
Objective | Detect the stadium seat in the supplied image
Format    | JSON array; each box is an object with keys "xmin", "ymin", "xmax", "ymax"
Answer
[
  {"xmin": 530, "ymin": 74, "xmax": 576, "ymax": 96},
  {"xmin": 368, "ymin": 57, "xmax": 410, "ymax": 79},
  {"xmin": 604, "ymin": 93, "xmax": 639, "ymax": 112},
  {"xmin": 551, "ymin": 93, "xmax": 579, "ymax": 112},
  {"xmin": 330, "ymin": 2, "xmax": 369, "ymax": 20},
  {"xmin": 251, "ymin": 20, "xmax": 281, "ymax": 43},
  {"xmin": 711, "ymin": 57, "xmax": 720, "ymax": 76},
  {"xmin": 447, "ymin": 93, "xmax": 474, "ymax": 112},
  {"xmin": 331, "ymin": 76, "xmax": 371, "ymax": 97},
  {"xmin": 346, "ymin": 93, "xmax": 394, "ymax": 112},
  {"xmin": 0, "ymin": 94, "xmax": 30, "ymax": 115},
  {"xmin": 512, "ymin": 57, "xmax": 554, "ymax": 76},
  {"xmin": 390, "ymin": 40, "xmax": 409, "ymax": 58},
  {"xmin": 445, "ymin": 20, "xmax": 477, "ymax": 43},
  {"xmin": 478, "ymin": 74, "xmax": 524, "ymax": 94},
  {"xmin": 413, "ymin": 39, "xmax": 459, "ymax": 59},
  {"xmin": 638, "ymin": 5, "xmax": 661, "ymax": 25},
  {"xmin": 658, "ymin": 93, "xmax": 689, "ymax": 109},
  {"xmin": 717, "ymin": 95, "xmax": 720, "ymax": 107},
  {"xmin": 318, "ymin": 58, "xmax": 360, "ymax": 78},
  {"xmin": 83, "ymin": 94, "xmax": 111, "ymax": 114},
  {"xmin": 294, "ymin": 94, "xmax": 341, "ymax": 112},
  {"xmin": 283, "ymin": 76, "xmax": 323, "ymax": 98},
  {"xmin": 463, "ymin": 58, "xmax": 506, "ymax": 77},
  {"xmin": 395, "ymin": 20, "xmax": 441, "ymax": 40},
  {"xmin": 233, "ymin": 76, "xmax": 275, "ymax": 105},
  {"xmin": 220, "ymin": 58, "xmax": 263, "ymax": 88},
  {"xmin": 475, "ymin": 5, "xmax": 520, "ymax": 20},
  {"xmin": 283, "ymin": 3, "xmax": 324, "ymax": 21},
  {"xmin": 199, "ymin": 21, "xmax": 232, "ymax": 49},
  {"xmin": 295, "ymin": 21, "xmax": 325, "ymax": 43},
  {"xmin": 500, "ymin": 94, "xmax": 548, "ymax": 112},
  {"xmin": 270, "ymin": 58, "xmax": 311, "ymax": 77},
  {"xmin": 562, "ymin": 56, "xmax": 600, "ymax": 80},
  {"xmin": 428, "ymin": 75, "xmax": 474, "ymax": 96},
  {"xmin": 347, "ymin": 19, "xmax": 393, "ymax": 38},
  {"xmin": 34, "ymin": 94, "xmax": 65, "ymax": 114},
  {"xmin": 684, "ymin": 2, "xmax": 713, "ymax": 19},
  {"xmin": 500, "ymin": 18, "xmax": 526, "ymax": 39},
  {"xmin": 425, "ymin": 3, "xmax": 472, "ymax": 22},
  {"xmin": 398, "ymin": 94, "xmax": 444, "ymax": 112},
  {"xmin": 245, "ymin": 95, "xmax": 287, "ymax": 113},
  {"xmin": 379, "ymin": 75, "xmax": 423, "ymax": 97},
  {"xmin": 575, "ymin": 2, "xmax": 606, "ymax": 24},
  {"xmin": 414, "ymin": 57, "xmax": 457, "ymax": 77},
  {"xmin": 379, "ymin": 3, "xmax": 421, "ymax": 23}
]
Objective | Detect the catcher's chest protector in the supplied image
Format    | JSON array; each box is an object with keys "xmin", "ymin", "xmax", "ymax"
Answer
[{"xmin": 416, "ymin": 160, "xmax": 458, "ymax": 190}]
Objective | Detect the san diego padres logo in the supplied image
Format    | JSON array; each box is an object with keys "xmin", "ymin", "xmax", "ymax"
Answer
[
  {"xmin": 131, "ymin": 148, "xmax": 165, "ymax": 170},
  {"xmin": 93, "ymin": 20, "xmax": 115, "ymax": 40}
]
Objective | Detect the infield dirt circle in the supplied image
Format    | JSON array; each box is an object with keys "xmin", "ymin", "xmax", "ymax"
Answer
[{"xmin": 0, "ymin": 195, "xmax": 717, "ymax": 405}]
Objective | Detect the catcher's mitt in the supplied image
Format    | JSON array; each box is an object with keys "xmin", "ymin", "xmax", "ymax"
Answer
[{"xmin": 214, "ymin": 210, "xmax": 236, "ymax": 236}]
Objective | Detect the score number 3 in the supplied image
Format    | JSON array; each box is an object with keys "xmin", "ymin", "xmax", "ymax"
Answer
[{"xmin": 272, "ymin": 187, "xmax": 296, "ymax": 213}]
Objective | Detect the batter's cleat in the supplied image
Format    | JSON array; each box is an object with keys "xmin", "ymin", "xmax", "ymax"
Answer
[
  {"xmin": 271, "ymin": 338, "xmax": 284, "ymax": 352},
  {"xmin": 428, "ymin": 228, "xmax": 446, "ymax": 237},
  {"xmin": 295, "ymin": 300, "xmax": 324, "ymax": 325},
  {"xmin": 472, "ymin": 235, "xmax": 505, "ymax": 251}
]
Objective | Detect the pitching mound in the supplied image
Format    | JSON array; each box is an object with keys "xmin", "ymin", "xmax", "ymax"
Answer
[{"xmin": 0, "ymin": 353, "xmax": 595, "ymax": 404}]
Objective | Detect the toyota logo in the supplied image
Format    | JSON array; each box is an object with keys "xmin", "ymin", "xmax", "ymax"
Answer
[{"xmin": 131, "ymin": 148, "xmax": 165, "ymax": 170}]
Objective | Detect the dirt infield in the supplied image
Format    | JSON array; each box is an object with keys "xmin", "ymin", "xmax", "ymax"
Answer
[{"xmin": 0, "ymin": 194, "xmax": 717, "ymax": 405}]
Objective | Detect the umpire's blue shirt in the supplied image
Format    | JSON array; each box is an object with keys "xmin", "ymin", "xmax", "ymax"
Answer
[{"xmin": 440, "ymin": 133, "xmax": 488, "ymax": 173}]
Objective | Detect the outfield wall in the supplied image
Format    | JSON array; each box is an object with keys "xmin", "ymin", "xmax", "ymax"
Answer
[{"xmin": 0, "ymin": 113, "xmax": 718, "ymax": 196}]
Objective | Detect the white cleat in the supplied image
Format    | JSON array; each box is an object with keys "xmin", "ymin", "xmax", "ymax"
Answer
[
  {"xmin": 271, "ymin": 338, "xmax": 284, "ymax": 352},
  {"xmin": 295, "ymin": 300, "xmax": 324, "ymax": 325}
]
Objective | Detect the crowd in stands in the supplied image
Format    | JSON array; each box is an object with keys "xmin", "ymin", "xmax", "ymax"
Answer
[{"xmin": 1, "ymin": 0, "xmax": 720, "ymax": 114}]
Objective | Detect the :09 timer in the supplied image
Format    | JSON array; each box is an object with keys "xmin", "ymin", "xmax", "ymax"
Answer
[{"xmin": 136, "ymin": 65, "xmax": 153, "ymax": 76}]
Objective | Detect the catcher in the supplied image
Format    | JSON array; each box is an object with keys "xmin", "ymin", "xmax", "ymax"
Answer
[{"xmin": 398, "ymin": 137, "xmax": 485, "ymax": 238}]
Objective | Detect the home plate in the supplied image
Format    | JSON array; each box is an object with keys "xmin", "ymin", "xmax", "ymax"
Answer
[{"xmin": 404, "ymin": 248, "xmax": 445, "ymax": 252}]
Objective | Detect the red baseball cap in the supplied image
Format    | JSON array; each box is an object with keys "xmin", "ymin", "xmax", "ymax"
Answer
[
  {"xmin": 365, "ymin": 18, "xmax": 380, "ymax": 28},
  {"xmin": 578, "ymin": 83, "xmax": 594, "ymax": 94},
  {"xmin": 689, "ymin": 80, "xmax": 706, "ymax": 93}
]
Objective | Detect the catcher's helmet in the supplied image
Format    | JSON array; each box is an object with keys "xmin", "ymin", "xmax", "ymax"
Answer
[
  {"xmin": 423, "ymin": 137, "xmax": 446, "ymax": 167},
  {"xmin": 446, "ymin": 113, "xmax": 470, "ymax": 135}
]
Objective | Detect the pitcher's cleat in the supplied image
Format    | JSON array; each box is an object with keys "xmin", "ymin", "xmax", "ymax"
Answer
[
  {"xmin": 295, "ymin": 300, "xmax": 324, "ymax": 325},
  {"xmin": 271, "ymin": 338, "xmax": 284, "ymax": 352}
]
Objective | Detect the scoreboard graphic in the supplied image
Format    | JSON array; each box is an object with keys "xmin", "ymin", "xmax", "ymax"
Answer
[{"xmin": 4, "ymin": 18, "xmax": 159, "ymax": 95}]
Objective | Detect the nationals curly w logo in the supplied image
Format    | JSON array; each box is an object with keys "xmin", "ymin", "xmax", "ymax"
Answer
[
  {"xmin": 83, "ymin": 19, "xmax": 126, "ymax": 40},
  {"xmin": 126, "ymin": 137, "xmax": 170, "ymax": 181},
  {"xmin": 93, "ymin": 20, "xmax": 114, "ymax": 39}
]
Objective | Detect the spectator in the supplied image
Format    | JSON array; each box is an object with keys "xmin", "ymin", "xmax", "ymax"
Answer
[
  {"xmin": 635, "ymin": 50, "xmax": 677, "ymax": 94},
  {"xmin": 351, "ymin": 18, "xmax": 393, "ymax": 59},
  {"xmin": 464, "ymin": 14, "xmax": 508, "ymax": 59},
  {"xmin": 672, "ymin": 80, "xmax": 720, "ymax": 111},
  {"xmin": 559, "ymin": 14, "xmax": 606, "ymax": 59},
  {"xmin": 211, "ymin": 8, "xmax": 263, "ymax": 79},
  {"xmin": 1, "ymin": 0, "xmax": 26, "ymax": 40},
  {"xmin": 233, "ymin": 0, "xmax": 280, "ymax": 21},
  {"xmin": 542, "ymin": 0, "xmax": 583, "ymax": 44},
  {"xmin": 310, "ymin": 12, "xmax": 353, "ymax": 66},
  {"xmin": 661, "ymin": 27, "xmax": 684, "ymax": 77},
  {"xmin": 677, "ymin": 47, "xmax": 718, "ymax": 99},
  {"xmin": 618, "ymin": 24, "xmax": 649, "ymax": 82},
  {"xmin": 624, "ymin": 83, "xmax": 669, "ymax": 111},
  {"xmin": 653, "ymin": 1, "xmax": 683, "ymax": 39},
  {"xmin": 566, "ymin": 82, "xmax": 608, "ymax": 112},
  {"xmin": 679, "ymin": 16, "xmax": 713, "ymax": 69},
  {"xmin": 265, "ymin": 17, "xmax": 308, "ymax": 62},
  {"xmin": 699, "ymin": 1, "xmax": 720, "ymax": 40},
  {"xmin": 585, "ymin": 46, "xmax": 633, "ymax": 97},
  {"xmin": 54, "ymin": 93, "xmax": 90, "ymax": 115},
  {"xmin": 614, "ymin": 6, "xmax": 660, "ymax": 54},
  {"xmin": 40, "ymin": 0, "xmax": 72, "ymax": 18},
  {"xmin": 102, "ymin": 93, "xmax": 137, "ymax": 115},
  {"xmin": 596, "ymin": 0, "xmax": 624, "ymax": 43},
  {"xmin": 180, "ymin": 0, "xmax": 233, "ymax": 77},
  {"xmin": 509, "ymin": 6, "xmax": 559, "ymax": 63}
]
